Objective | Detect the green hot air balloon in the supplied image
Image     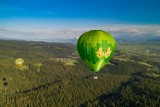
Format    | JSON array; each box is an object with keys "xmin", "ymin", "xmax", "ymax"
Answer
[{"xmin": 77, "ymin": 30, "xmax": 116, "ymax": 76}]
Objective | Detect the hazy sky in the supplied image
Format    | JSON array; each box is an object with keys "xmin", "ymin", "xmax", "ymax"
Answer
[{"xmin": 0, "ymin": 0, "xmax": 160, "ymax": 41}]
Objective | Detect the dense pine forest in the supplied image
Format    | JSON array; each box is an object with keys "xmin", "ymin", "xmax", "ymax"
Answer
[{"xmin": 0, "ymin": 40, "xmax": 160, "ymax": 107}]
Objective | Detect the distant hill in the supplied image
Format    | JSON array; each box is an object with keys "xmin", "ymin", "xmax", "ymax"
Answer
[
  {"xmin": 1, "ymin": 35, "xmax": 160, "ymax": 44},
  {"xmin": 115, "ymin": 35, "xmax": 160, "ymax": 44}
]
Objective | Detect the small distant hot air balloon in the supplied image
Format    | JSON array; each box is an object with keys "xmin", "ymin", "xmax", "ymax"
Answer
[
  {"xmin": 77, "ymin": 30, "xmax": 116, "ymax": 79},
  {"xmin": 15, "ymin": 58, "xmax": 24, "ymax": 67}
]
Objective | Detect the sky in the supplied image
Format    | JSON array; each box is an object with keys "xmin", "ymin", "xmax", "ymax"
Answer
[{"xmin": 0, "ymin": 0, "xmax": 160, "ymax": 41}]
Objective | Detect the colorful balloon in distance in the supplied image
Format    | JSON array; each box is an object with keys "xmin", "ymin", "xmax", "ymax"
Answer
[
  {"xmin": 15, "ymin": 58, "xmax": 24, "ymax": 67},
  {"xmin": 77, "ymin": 30, "xmax": 116, "ymax": 73}
]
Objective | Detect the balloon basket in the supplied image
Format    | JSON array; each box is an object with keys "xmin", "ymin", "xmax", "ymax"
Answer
[{"xmin": 93, "ymin": 76, "xmax": 98, "ymax": 80}]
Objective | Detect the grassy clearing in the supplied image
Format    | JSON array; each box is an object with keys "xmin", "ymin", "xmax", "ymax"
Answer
[
  {"xmin": 146, "ymin": 72, "xmax": 160, "ymax": 77},
  {"xmin": 138, "ymin": 61, "xmax": 153, "ymax": 67},
  {"xmin": 64, "ymin": 59, "xmax": 77, "ymax": 65},
  {"xmin": 117, "ymin": 43, "xmax": 159, "ymax": 57}
]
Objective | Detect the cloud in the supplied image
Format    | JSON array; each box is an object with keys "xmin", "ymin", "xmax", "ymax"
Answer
[
  {"xmin": 107, "ymin": 28, "xmax": 148, "ymax": 36},
  {"xmin": 155, "ymin": 30, "xmax": 160, "ymax": 36},
  {"xmin": 154, "ymin": 12, "xmax": 160, "ymax": 15},
  {"xmin": 98, "ymin": 24, "xmax": 160, "ymax": 37},
  {"xmin": 0, "ymin": 5, "xmax": 23, "ymax": 12},
  {"xmin": 0, "ymin": 28, "xmax": 84, "ymax": 41},
  {"xmin": 43, "ymin": 11, "xmax": 55, "ymax": 15},
  {"xmin": 0, "ymin": 24, "xmax": 160, "ymax": 41}
]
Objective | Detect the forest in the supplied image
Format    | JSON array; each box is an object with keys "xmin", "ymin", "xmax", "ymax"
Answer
[{"xmin": 0, "ymin": 40, "xmax": 160, "ymax": 107}]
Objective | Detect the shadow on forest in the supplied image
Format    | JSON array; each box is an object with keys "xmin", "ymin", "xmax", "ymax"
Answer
[
  {"xmin": 19, "ymin": 80, "xmax": 62, "ymax": 94},
  {"xmin": 92, "ymin": 80, "xmax": 134, "ymax": 106},
  {"xmin": 81, "ymin": 72, "xmax": 145, "ymax": 106}
]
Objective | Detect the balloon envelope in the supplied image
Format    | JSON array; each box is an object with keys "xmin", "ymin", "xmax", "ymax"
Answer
[{"xmin": 77, "ymin": 30, "xmax": 116, "ymax": 73}]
